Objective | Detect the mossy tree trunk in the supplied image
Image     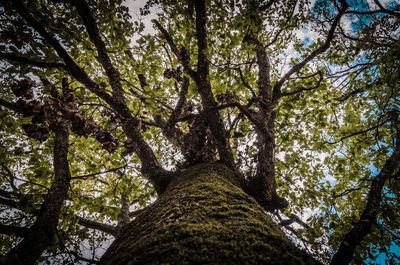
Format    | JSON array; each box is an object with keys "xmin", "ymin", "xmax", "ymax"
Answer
[{"xmin": 99, "ymin": 163, "xmax": 321, "ymax": 265}]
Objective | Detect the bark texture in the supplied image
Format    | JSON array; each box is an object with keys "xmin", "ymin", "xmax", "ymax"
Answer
[
  {"xmin": 0, "ymin": 124, "xmax": 70, "ymax": 265},
  {"xmin": 99, "ymin": 163, "xmax": 320, "ymax": 265}
]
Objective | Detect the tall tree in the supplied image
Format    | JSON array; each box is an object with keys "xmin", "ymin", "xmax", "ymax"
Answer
[{"xmin": 0, "ymin": 0, "xmax": 399, "ymax": 264}]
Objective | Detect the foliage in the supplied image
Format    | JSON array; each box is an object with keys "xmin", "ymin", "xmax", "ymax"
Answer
[{"xmin": 0, "ymin": 0, "xmax": 399, "ymax": 264}]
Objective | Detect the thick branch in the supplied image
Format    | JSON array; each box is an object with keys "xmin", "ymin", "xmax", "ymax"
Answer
[
  {"xmin": 71, "ymin": 0, "xmax": 125, "ymax": 103},
  {"xmin": 117, "ymin": 193, "xmax": 130, "ymax": 227},
  {"xmin": 243, "ymin": 36, "xmax": 271, "ymax": 101},
  {"xmin": 331, "ymin": 133, "xmax": 400, "ymax": 265},
  {"xmin": 9, "ymin": 0, "xmax": 171, "ymax": 193},
  {"xmin": 1, "ymin": 124, "xmax": 71, "ymax": 265},
  {"xmin": 75, "ymin": 215, "xmax": 117, "ymax": 236},
  {"xmin": 279, "ymin": 213, "xmax": 311, "ymax": 229},
  {"xmin": 194, "ymin": 0, "xmax": 208, "ymax": 79},
  {"xmin": 0, "ymin": 224, "xmax": 29, "ymax": 237},
  {"xmin": 193, "ymin": 0, "xmax": 235, "ymax": 168}
]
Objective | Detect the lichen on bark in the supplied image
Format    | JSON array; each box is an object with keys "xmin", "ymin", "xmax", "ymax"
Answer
[{"xmin": 99, "ymin": 163, "xmax": 320, "ymax": 265}]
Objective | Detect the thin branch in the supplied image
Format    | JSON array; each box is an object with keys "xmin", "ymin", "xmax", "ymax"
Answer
[
  {"xmin": 279, "ymin": 213, "xmax": 311, "ymax": 229},
  {"xmin": 62, "ymin": 250, "xmax": 99, "ymax": 264},
  {"xmin": 0, "ymin": 197, "xmax": 17, "ymax": 208},
  {"xmin": 75, "ymin": 215, "xmax": 117, "ymax": 236},
  {"xmin": 325, "ymin": 119, "xmax": 389, "ymax": 145},
  {"xmin": 235, "ymin": 67, "xmax": 256, "ymax": 97},
  {"xmin": 153, "ymin": 20, "xmax": 197, "ymax": 79},
  {"xmin": 71, "ymin": 0, "xmax": 125, "ymax": 103},
  {"xmin": 281, "ymin": 71, "xmax": 323, "ymax": 97},
  {"xmin": 272, "ymin": 0, "xmax": 349, "ymax": 103},
  {"xmin": 70, "ymin": 165, "xmax": 127, "ymax": 180},
  {"xmin": 0, "ymin": 51, "xmax": 67, "ymax": 70},
  {"xmin": 334, "ymin": 79, "xmax": 381, "ymax": 102},
  {"xmin": 332, "ymin": 187, "xmax": 365, "ymax": 198}
]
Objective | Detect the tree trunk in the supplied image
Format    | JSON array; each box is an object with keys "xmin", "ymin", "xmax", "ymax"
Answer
[{"xmin": 99, "ymin": 163, "xmax": 320, "ymax": 265}]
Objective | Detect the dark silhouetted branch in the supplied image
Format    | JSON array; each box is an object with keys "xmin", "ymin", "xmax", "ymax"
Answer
[
  {"xmin": 1, "ymin": 124, "xmax": 71, "ymax": 265},
  {"xmin": 331, "ymin": 128, "xmax": 400, "ymax": 265},
  {"xmin": 0, "ymin": 224, "xmax": 29, "ymax": 237},
  {"xmin": 0, "ymin": 51, "xmax": 67, "ymax": 70},
  {"xmin": 273, "ymin": 1, "xmax": 349, "ymax": 103}
]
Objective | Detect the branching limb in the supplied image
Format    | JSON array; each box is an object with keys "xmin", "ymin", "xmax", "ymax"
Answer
[
  {"xmin": 272, "ymin": 0, "xmax": 349, "ymax": 104},
  {"xmin": 153, "ymin": 20, "xmax": 197, "ymax": 79},
  {"xmin": 167, "ymin": 77, "xmax": 190, "ymax": 126},
  {"xmin": 334, "ymin": 79, "xmax": 382, "ymax": 102},
  {"xmin": 325, "ymin": 119, "xmax": 389, "ymax": 145},
  {"xmin": 9, "ymin": 0, "xmax": 118, "ymax": 114},
  {"xmin": 153, "ymin": 2, "xmax": 235, "ymax": 168},
  {"xmin": 9, "ymin": 0, "xmax": 172, "ymax": 193},
  {"xmin": 373, "ymin": 0, "xmax": 400, "ymax": 19},
  {"xmin": 71, "ymin": 0, "xmax": 126, "ymax": 104},
  {"xmin": 192, "ymin": 0, "xmax": 235, "ymax": 168},
  {"xmin": 331, "ymin": 122, "xmax": 400, "ymax": 265},
  {"xmin": 157, "ymin": 77, "xmax": 189, "ymax": 149},
  {"xmin": 281, "ymin": 71, "xmax": 323, "ymax": 97},
  {"xmin": 345, "ymin": 0, "xmax": 400, "ymax": 19},
  {"xmin": 1, "ymin": 123, "xmax": 71, "ymax": 265}
]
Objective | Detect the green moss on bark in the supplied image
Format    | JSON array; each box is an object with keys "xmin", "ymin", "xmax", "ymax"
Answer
[{"xmin": 99, "ymin": 163, "xmax": 320, "ymax": 265}]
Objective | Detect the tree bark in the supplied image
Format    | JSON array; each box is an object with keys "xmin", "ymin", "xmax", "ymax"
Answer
[
  {"xmin": 0, "ymin": 124, "xmax": 71, "ymax": 265},
  {"xmin": 99, "ymin": 163, "xmax": 320, "ymax": 265}
]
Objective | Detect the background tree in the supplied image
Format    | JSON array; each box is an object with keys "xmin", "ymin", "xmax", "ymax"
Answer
[{"xmin": 0, "ymin": 0, "xmax": 399, "ymax": 264}]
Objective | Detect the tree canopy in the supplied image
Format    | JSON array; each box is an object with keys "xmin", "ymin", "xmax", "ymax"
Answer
[{"xmin": 0, "ymin": 0, "xmax": 399, "ymax": 264}]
